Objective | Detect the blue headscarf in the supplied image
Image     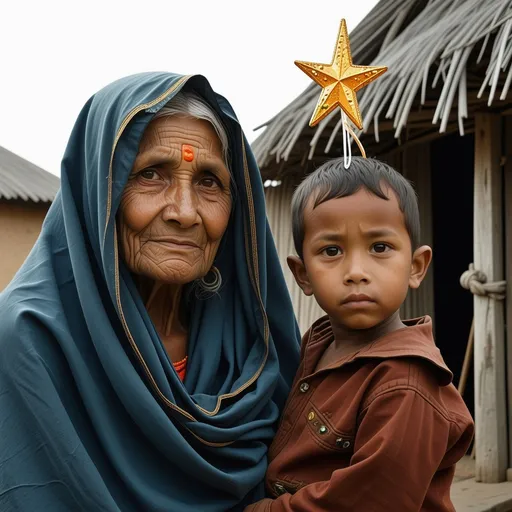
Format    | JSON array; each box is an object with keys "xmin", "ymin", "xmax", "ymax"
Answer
[{"xmin": 0, "ymin": 73, "xmax": 300, "ymax": 511}]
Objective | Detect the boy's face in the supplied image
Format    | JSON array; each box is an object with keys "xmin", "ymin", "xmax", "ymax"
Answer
[{"xmin": 289, "ymin": 186, "xmax": 431, "ymax": 332}]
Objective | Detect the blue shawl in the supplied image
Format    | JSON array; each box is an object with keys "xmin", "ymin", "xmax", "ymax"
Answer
[{"xmin": 0, "ymin": 73, "xmax": 300, "ymax": 511}]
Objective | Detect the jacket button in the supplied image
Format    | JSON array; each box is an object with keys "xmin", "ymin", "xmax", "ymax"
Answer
[
  {"xmin": 299, "ymin": 382, "xmax": 310, "ymax": 393},
  {"xmin": 274, "ymin": 483, "xmax": 287, "ymax": 496},
  {"xmin": 336, "ymin": 437, "xmax": 351, "ymax": 448},
  {"xmin": 318, "ymin": 425, "xmax": 328, "ymax": 434}
]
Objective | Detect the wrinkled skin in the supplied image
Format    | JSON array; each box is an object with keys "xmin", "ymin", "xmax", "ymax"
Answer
[{"xmin": 118, "ymin": 115, "xmax": 231, "ymax": 361}]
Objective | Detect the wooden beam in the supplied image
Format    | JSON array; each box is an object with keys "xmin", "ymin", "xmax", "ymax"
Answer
[
  {"xmin": 499, "ymin": 106, "xmax": 512, "ymax": 117},
  {"xmin": 505, "ymin": 116, "xmax": 512, "ymax": 470},
  {"xmin": 473, "ymin": 113, "xmax": 507, "ymax": 483}
]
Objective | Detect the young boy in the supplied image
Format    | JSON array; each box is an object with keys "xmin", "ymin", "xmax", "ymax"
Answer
[{"xmin": 246, "ymin": 157, "xmax": 473, "ymax": 512}]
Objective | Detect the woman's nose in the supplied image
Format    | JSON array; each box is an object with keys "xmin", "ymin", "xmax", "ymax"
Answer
[{"xmin": 161, "ymin": 184, "xmax": 200, "ymax": 229}]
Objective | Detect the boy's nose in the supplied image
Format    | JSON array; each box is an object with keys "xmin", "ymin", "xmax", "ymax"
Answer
[{"xmin": 343, "ymin": 255, "xmax": 370, "ymax": 284}]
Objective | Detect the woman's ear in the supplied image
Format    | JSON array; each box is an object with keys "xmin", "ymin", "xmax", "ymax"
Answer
[
  {"xmin": 409, "ymin": 245, "xmax": 433, "ymax": 289},
  {"xmin": 287, "ymin": 256, "xmax": 314, "ymax": 296}
]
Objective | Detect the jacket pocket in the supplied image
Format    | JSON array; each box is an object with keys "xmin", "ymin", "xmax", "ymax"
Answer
[{"xmin": 305, "ymin": 403, "xmax": 355, "ymax": 454}]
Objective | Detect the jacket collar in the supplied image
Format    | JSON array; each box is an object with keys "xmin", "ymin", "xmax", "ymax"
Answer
[{"xmin": 307, "ymin": 315, "xmax": 453, "ymax": 385}]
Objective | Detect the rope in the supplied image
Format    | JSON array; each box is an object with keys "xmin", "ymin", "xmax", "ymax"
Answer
[
  {"xmin": 460, "ymin": 263, "xmax": 506, "ymax": 300},
  {"xmin": 342, "ymin": 112, "xmax": 352, "ymax": 169},
  {"xmin": 341, "ymin": 112, "xmax": 367, "ymax": 169}
]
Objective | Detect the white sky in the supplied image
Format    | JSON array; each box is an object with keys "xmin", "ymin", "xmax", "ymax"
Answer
[{"xmin": 0, "ymin": 0, "xmax": 379, "ymax": 176}]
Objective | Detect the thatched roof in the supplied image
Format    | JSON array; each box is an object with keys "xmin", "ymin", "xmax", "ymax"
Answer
[{"xmin": 253, "ymin": 0, "xmax": 512, "ymax": 178}]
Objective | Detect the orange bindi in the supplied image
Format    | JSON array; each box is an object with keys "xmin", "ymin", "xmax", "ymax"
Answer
[{"xmin": 182, "ymin": 144, "xmax": 195, "ymax": 162}]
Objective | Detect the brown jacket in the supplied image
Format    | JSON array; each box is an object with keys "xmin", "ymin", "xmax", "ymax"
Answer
[{"xmin": 245, "ymin": 316, "xmax": 474, "ymax": 512}]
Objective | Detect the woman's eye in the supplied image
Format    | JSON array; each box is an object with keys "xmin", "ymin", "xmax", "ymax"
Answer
[
  {"xmin": 324, "ymin": 246, "xmax": 341, "ymax": 257},
  {"xmin": 372, "ymin": 243, "xmax": 390, "ymax": 254},
  {"xmin": 139, "ymin": 169, "xmax": 159, "ymax": 180},
  {"xmin": 199, "ymin": 174, "xmax": 221, "ymax": 189}
]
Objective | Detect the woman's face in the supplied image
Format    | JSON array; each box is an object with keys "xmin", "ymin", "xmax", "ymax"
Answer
[{"xmin": 118, "ymin": 115, "xmax": 232, "ymax": 285}]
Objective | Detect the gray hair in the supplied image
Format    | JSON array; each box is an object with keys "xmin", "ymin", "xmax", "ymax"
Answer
[{"xmin": 153, "ymin": 91, "xmax": 230, "ymax": 170}]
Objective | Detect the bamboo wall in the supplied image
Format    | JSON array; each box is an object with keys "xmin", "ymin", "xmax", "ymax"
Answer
[{"xmin": 265, "ymin": 178, "xmax": 323, "ymax": 334}]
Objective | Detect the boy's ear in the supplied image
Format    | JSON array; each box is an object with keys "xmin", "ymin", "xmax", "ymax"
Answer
[
  {"xmin": 287, "ymin": 256, "xmax": 314, "ymax": 296},
  {"xmin": 409, "ymin": 245, "xmax": 432, "ymax": 289}
]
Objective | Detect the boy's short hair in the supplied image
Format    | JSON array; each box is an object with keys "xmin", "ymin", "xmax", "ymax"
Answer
[{"xmin": 291, "ymin": 157, "xmax": 420, "ymax": 259}]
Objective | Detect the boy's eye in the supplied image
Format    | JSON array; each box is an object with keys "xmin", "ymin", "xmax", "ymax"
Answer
[
  {"xmin": 323, "ymin": 246, "xmax": 341, "ymax": 257},
  {"xmin": 372, "ymin": 243, "xmax": 391, "ymax": 254}
]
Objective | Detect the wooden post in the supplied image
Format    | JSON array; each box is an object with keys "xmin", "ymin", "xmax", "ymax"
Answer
[
  {"xmin": 473, "ymin": 113, "xmax": 507, "ymax": 483},
  {"xmin": 505, "ymin": 116, "xmax": 512, "ymax": 475}
]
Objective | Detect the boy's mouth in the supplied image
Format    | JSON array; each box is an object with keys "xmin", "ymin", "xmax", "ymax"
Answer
[{"xmin": 341, "ymin": 293, "xmax": 375, "ymax": 306}]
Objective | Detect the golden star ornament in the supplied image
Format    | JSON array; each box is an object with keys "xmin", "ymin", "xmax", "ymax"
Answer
[{"xmin": 295, "ymin": 19, "xmax": 387, "ymax": 130}]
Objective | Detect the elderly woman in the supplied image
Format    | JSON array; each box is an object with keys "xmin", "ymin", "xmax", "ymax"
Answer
[{"xmin": 0, "ymin": 73, "xmax": 300, "ymax": 511}]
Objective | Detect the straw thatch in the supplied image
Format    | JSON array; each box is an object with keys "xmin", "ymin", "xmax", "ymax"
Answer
[{"xmin": 253, "ymin": 0, "xmax": 512, "ymax": 178}]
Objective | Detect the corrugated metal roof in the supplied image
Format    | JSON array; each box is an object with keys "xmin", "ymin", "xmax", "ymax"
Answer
[{"xmin": 0, "ymin": 145, "xmax": 60, "ymax": 202}]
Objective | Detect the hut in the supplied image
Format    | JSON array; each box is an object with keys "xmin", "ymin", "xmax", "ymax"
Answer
[
  {"xmin": 0, "ymin": 145, "xmax": 59, "ymax": 290},
  {"xmin": 253, "ymin": 0, "xmax": 512, "ymax": 484}
]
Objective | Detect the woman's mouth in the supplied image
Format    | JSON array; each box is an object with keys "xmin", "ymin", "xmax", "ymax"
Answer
[{"xmin": 151, "ymin": 238, "xmax": 200, "ymax": 250}]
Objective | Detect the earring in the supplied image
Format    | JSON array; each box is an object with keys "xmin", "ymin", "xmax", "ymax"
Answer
[{"xmin": 198, "ymin": 266, "xmax": 222, "ymax": 295}]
